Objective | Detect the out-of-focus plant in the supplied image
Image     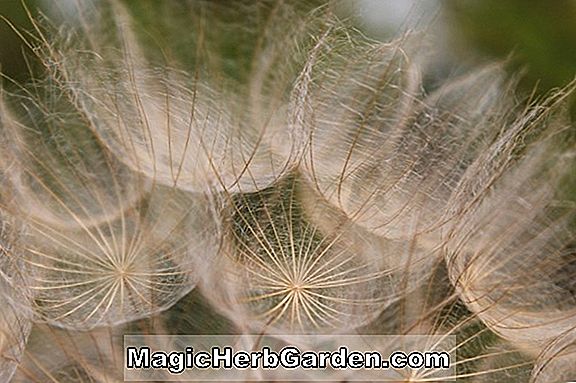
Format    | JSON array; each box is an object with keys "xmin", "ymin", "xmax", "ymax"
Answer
[
  {"xmin": 445, "ymin": 0, "xmax": 576, "ymax": 114},
  {"xmin": 0, "ymin": 1, "xmax": 575, "ymax": 382}
]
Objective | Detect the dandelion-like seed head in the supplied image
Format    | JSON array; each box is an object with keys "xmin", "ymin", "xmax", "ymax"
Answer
[
  {"xmin": 202, "ymin": 175, "xmax": 437, "ymax": 338},
  {"xmin": 0, "ymin": 0, "xmax": 575, "ymax": 381},
  {"xmin": 18, "ymin": 183, "xmax": 221, "ymax": 330}
]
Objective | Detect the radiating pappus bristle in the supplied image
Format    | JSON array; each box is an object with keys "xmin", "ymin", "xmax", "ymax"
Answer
[
  {"xmin": 201, "ymin": 175, "xmax": 441, "ymax": 340},
  {"xmin": 0, "ymin": 0, "xmax": 575, "ymax": 382},
  {"xmin": 291, "ymin": 24, "xmax": 516, "ymax": 241},
  {"xmin": 1, "ymin": 82, "xmax": 222, "ymax": 330},
  {"xmin": 34, "ymin": 0, "xmax": 321, "ymax": 194},
  {"xmin": 443, "ymin": 86, "xmax": 576, "ymax": 351}
]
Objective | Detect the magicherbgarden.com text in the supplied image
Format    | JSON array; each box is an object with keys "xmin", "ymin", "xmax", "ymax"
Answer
[
  {"xmin": 123, "ymin": 335, "xmax": 455, "ymax": 381},
  {"xmin": 126, "ymin": 345, "xmax": 450, "ymax": 373}
]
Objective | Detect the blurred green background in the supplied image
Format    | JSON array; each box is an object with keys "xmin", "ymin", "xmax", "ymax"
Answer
[
  {"xmin": 446, "ymin": 0, "xmax": 576, "ymax": 93},
  {"xmin": 1, "ymin": 0, "xmax": 576, "ymax": 106}
]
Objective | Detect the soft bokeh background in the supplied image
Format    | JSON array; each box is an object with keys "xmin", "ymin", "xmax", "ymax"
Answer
[
  {"xmin": 342, "ymin": 0, "xmax": 576, "ymax": 112},
  {"xmin": 2, "ymin": 0, "xmax": 576, "ymax": 116},
  {"xmin": 2, "ymin": 0, "xmax": 576, "ymax": 93}
]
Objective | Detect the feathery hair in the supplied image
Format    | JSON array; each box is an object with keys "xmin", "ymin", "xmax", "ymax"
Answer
[{"xmin": 0, "ymin": 1, "xmax": 575, "ymax": 382}]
